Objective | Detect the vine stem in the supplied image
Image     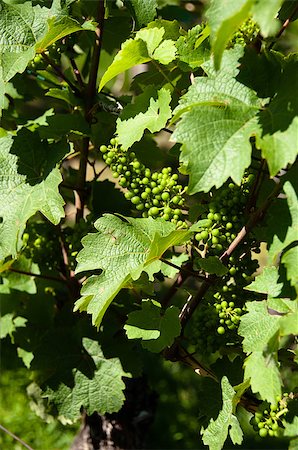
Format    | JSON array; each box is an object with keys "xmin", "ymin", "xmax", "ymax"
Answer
[
  {"xmin": 41, "ymin": 52, "xmax": 80, "ymax": 95},
  {"xmin": 0, "ymin": 424, "xmax": 34, "ymax": 450},
  {"xmin": 220, "ymin": 175, "xmax": 283, "ymax": 262},
  {"xmin": 76, "ymin": 0, "xmax": 105, "ymax": 222},
  {"xmin": 269, "ymin": 3, "xmax": 298, "ymax": 50},
  {"xmin": 8, "ymin": 267, "xmax": 66, "ymax": 284}
]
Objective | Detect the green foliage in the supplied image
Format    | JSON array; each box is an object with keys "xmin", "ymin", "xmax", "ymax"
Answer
[
  {"xmin": 44, "ymin": 338, "xmax": 129, "ymax": 421},
  {"xmin": 125, "ymin": 299, "xmax": 181, "ymax": 352},
  {"xmin": 172, "ymin": 48, "xmax": 261, "ymax": 193},
  {"xmin": 0, "ymin": 1, "xmax": 297, "ymax": 449}
]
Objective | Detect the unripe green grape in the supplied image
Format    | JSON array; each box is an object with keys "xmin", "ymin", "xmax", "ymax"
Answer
[
  {"xmin": 149, "ymin": 207, "xmax": 159, "ymax": 216},
  {"xmin": 131, "ymin": 196, "xmax": 141, "ymax": 205},
  {"xmin": 161, "ymin": 192, "xmax": 170, "ymax": 201},
  {"xmin": 259, "ymin": 428, "xmax": 268, "ymax": 438},
  {"xmin": 217, "ymin": 326, "xmax": 225, "ymax": 335}
]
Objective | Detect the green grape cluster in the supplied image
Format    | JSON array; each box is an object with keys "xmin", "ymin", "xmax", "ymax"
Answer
[
  {"xmin": 251, "ymin": 394, "xmax": 291, "ymax": 438},
  {"xmin": 229, "ymin": 17, "xmax": 260, "ymax": 47},
  {"xmin": 188, "ymin": 174, "xmax": 261, "ymax": 351},
  {"xmin": 22, "ymin": 222, "xmax": 62, "ymax": 270},
  {"xmin": 188, "ymin": 301, "xmax": 225, "ymax": 354},
  {"xmin": 27, "ymin": 38, "xmax": 73, "ymax": 74},
  {"xmin": 212, "ymin": 253, "xmax": 259, "ymax": 335},
  {"xmin": 27, "ymin": 54, "xmax": 48, "ymax": 72},
  {"xmin": 100, "ymin": 138, "xmax": 187, "ymax": 226},
  {"xmin": 194, "ymin": 174, "xmax": 255, "ymax": 254}
]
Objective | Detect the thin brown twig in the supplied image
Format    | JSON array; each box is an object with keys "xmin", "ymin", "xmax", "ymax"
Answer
[
  {"xmin": 8, "ymin": 267, "xmax": 66, "ymax": 284},
  {"xmin": 70, "ymin": 57, "xmax": 85, "ymax": 89},
  {"xmin": 76, "ymin": 0, "xmax": 105, "ymax": 222},
  {"xmin": 41, "ymin": 52, "xmax": 80, "ymax": 95},
  {"xmin": 220, "ymin": 176, "xmax": 283, "ymax": 262},
  {"xmin": 269, "ymin": 3, "xmax": 298, "ymax": 50},
  {"xmin": 0, "ymin": 424, "xmax": 34, "ymax": 450}
]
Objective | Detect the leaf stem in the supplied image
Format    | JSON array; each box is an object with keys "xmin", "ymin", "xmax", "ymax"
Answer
[
  {"xmin": 76, "ymin": 0, "xmax": 105, "ymax": 222},
  {"xmin": 0, "ymin": 424, "xmax": 35, "ymax": 450},
  {"xmin": 151, "ymin": 60, "xmax": 180, "ymax": 95}
]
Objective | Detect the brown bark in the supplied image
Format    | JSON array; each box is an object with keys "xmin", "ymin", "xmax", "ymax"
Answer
[{"xmin": 71, "ymin": 377, "xmax": 157, "ymax": 450}]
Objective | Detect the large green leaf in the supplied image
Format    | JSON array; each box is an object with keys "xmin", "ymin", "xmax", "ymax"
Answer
[
  {"xmin": 44, "ymin": 338, "xmax": 128, "ymax": 421},
  {"xmin": 244, "ymin": 351, "xmax": 282, "ymax": 403},
  {"xmin": 0, "ymin": 130, "xmax": 67, "ymax": 260},
  {"xmin": 206, "ymin": 0, "xmax": 253, "ymax": 70},
  {"xmin": 172, "ymin": 48, "xmax": 260, "ymax": 193},
  {"xmin": 75, "ymin": 215, "xmax": 191, "ymax": 326},
  {"xmin": 124, "ymin": 299, "xmax": 181, "ymax": 353},
  {"xmin": 116, "ymin": 86, "xmax": 172, "ymax": 149},
  {"xmin": 201, "ymin": 377, "xmax": 243, "ymax": 450}
]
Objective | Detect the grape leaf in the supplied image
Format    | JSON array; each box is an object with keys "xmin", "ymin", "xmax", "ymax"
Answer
[
  {"xmin": 124, "ymin": 0, "xmax": 157, "ymax": 27},
  {"xmin": 176, "ymin": 24, "xmax": 210, "ymax": 71},
  {"xmin": 35, "ymin": 16, "xmax": 83, "ymax": 53},
  {"xmin": 257, "ymin": 116, "xmax": 298, "ymax": 177},
  {"xmin": 206, "ymin": 0, "xmax": 252, "ymax": 70},
  {"xmin": 278, "ymin": 299, "xmax": 298, "ymax": 336},
  {"xmin": 0, "ymin": 131, "xmax": 67, "ymax": 260},
  {"xmin": 160, "ymin": 253, "xmax": 189, "ymax": 278},
  {"xmin": 201, "ymin": 376, "xmax": 243, "ymax": 450},
  {"xmin": 0, "ymin": 0, "xmax": 83, "ymax": 83},
  {"xmin": 99, "ymin": 38, "xmax": 150, "ymax": 91},
  {"xmin": 268, "ymin": 182, "xmax": 298, "ymax": 266},
  {"xmin": 75, "ymin": 215, "xmax": 191, "ymax": 326},
  {"xmin": 252, "ymin": 0, "xmax": 283, "ymax": 37},
  {"xmin": 99, "ymin": 28, "xmax": 176, "ymax": 91},
  {"xmin": 244, "ymin": 351, "xmax": 282, "ymax": 403},
  {"xmin": 282, "ymin": 246, "xmax": 298, "ymax": 288},
  {"xmin": 244, "ymin": 266, "xmax": 283, "ymax": 297},
  {"xmin": 1, "ymin": 255, "xmax": 38, "ymax": 294},
  {"xmin": 196, "ymin": 256, "xmax": 228, "ymax": 276},
  {"xmin": 116, "ymin": 87, "xmax": 172, "ymax": 149},
  {"xmin": 0, "ymin": 313, "xmax": 27, "ymax": 339},
  {"xmin": 44, "ymin": 338, "xmax": 128, "ymax": 421},
  {"xmin": 124, "ymin": 299, "xmax": 181, "ymax": 353},
  {"xmin": 284, "ymin": 417, "xmax": 298, "ymax": 437},
  {"xmin": 172, "ymin": 48, "xmax": 260, "ymax": 193},
  {"xmin": 238, "ymin": 301, "xmax": 281, "ymax": 353}
]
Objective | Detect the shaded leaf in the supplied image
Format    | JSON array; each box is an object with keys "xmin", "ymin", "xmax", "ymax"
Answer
[
  {"xmin": 44, "ymin": 338, "xmax": 128, "ymax": 421},
  {"xmin": 0, "ymin": 131, "xmax": 67, "ymax": 259},
  {"xmin": 124, "ymin": 299, "xmax": 181, "ymax": 352}
]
